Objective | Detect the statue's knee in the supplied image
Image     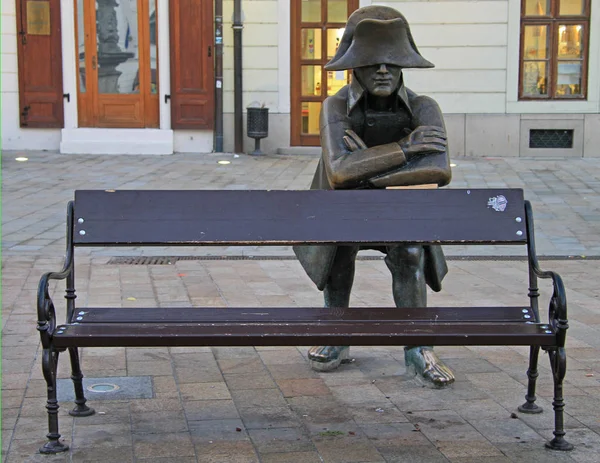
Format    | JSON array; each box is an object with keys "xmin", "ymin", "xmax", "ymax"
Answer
[
  {"xmin": 385, "ymin": 246, "xmax": 423, "ymax": 270},
  {"xmin": 334, "ymin": 246, "xmax": 359, "ymax": 266}
]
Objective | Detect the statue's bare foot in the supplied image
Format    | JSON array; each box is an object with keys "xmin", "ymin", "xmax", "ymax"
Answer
[
  {"xmin": 308, "ymin": 346, "xmax": 350, "ymax": 372},
  {"xmin": 405, "ymin": 346, "xmax": 454, "ymax": 388}
]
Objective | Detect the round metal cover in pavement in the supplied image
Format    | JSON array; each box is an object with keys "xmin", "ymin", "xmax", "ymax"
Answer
[{"xmin": 87, "ymin": 383, "xmax": 120, "ymax": 393}]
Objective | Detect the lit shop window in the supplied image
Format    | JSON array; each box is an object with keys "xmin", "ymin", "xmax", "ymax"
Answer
[{"xmin": 520, "ymin": 0, "xmax": 590, "ymax": 99}]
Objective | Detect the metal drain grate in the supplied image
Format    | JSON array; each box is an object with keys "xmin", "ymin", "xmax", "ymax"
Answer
[
  {"xmin": 107, "ymin": 255, "xmax": 597, "ymax": 265},
  {"xmin": 108, "ymin": 256, "xmax": 206, "ymax": 265},
  {"xmin": 529, "ymin": 129, "xmax": 574, "ymax": 149}
]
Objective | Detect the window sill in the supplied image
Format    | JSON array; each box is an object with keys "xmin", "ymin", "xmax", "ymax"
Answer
[{"xmin": 506, "ymin": 99, "xmax": 599, "ymax": 114}]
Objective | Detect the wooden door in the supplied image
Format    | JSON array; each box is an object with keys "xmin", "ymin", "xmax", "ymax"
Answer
[
  {"xmin": 291, "ymin": 0, "xmax": 358, "ymax": 146},
  {"xmin": 169, "ymin": 0, "xmax": 215, "ymax": 129},
  {"xmin": 16, "ymin": 0, "xmax": 64, "ymax": 128},
  {"xmin": 76, "ymin": 0, "xmax": 158, "ymax": 128}
]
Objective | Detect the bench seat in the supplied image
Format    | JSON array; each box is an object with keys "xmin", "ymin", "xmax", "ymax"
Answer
[
  {"xmin": 55, "ymin": 321, "xmax": 554, "ymax": 348},
  {"xmin": 54, "ymin": 306, "xmax": 552, "ymax": 347}
]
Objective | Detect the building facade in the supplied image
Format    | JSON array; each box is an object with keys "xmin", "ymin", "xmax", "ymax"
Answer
[{"xmin": 2, "ymin": 0, "xmax": 599, "ymax": 157}]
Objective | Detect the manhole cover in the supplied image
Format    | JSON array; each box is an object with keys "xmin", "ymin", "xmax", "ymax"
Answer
[{"xmin": 87, "ymin": 383, "xmax": 120, "ymax": 393}]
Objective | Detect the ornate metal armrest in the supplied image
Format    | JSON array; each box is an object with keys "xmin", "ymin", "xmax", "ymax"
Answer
[
  {"xmin": 525, "ymin": 201, "xmax": 568, "ymax": 347},
  {"xmin": 37, "ymin": 201, "xmax": 76, "ymax": 347},
  {"xmin": 536, "ymin": 269, "xmax": 568, "ymax": 347},
  {"xmin": 37, "ymin": 267, "xmax": 73, "ymax": 348}
]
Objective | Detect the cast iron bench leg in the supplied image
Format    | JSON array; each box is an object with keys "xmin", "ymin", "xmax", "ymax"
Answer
[
  {"xmin": 39, "ymin": 348, "xmax": 69, "ymax": 454},
  {"xmin": 519, "ymin": 345, "xmax": 543, "ymax": 414},
  {"xmin": 545, "ymin": 347, "xmax": 574, "ymax": 451},
  {"xmin": 68, "ymin": 347, "xmax": 95, "ymax": 417}
]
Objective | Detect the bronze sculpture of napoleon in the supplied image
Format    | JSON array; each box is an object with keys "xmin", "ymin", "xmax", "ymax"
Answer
[{"xmin": 294, "ymin": 6, "xmax": 455, "ymax": 388}]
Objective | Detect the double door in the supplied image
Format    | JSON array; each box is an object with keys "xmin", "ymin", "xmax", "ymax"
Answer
[{"xmin": 76, "ymin": 0, "xmax": 158, "ymax": 127}]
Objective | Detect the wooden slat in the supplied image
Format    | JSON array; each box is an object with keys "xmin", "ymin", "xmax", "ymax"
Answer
[
  {"xmin": 53, "ymin": 322, "xmax": 555, "ymax": 348},
  {"xmin": 73, "ymin": 189, "xmax": 527, "ymax": 245},
  {"xmin": 75, "ymin": 306, "xmax": 534, "ymax": 324}
]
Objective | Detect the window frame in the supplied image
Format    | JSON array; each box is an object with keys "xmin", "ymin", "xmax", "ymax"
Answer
[{"xmin": 519, "ymin": 0, "xmax": 591, "ymax": 100}]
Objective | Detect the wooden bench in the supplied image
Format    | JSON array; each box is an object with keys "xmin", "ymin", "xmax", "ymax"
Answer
[{"xmin": 37, "ymin": 189, "xmax": 573, "ymax": 453}]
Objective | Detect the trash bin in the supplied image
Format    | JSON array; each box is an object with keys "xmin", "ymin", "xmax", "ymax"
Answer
[{"xmin": 247, "ymin": 104, "xmax": 269, "ymax": 155}]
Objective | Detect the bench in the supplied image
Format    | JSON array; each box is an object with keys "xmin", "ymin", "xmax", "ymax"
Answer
[{"xmin": 37, "ymin": 188, "xmax": 573, "ymax": 453}]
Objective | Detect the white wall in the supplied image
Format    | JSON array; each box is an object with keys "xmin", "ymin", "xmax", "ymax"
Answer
[
  {"xmin": 380, "ymin": 0, "xmax": 600, "ymax": 115},
  {"xmin": 380, "ymin": 1, "xmax": 509, "ymax": 114},
  {"xmin": 222, "ymin": 0, "xmax": 281, "ymax": 113}
]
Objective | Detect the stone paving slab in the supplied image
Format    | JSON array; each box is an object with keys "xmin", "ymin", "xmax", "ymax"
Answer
[{"xmin": 2, "ymin": 151, "xmax": 600, "ymax": 461}]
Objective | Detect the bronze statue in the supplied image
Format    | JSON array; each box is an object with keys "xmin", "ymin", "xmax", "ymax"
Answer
[{"xmin": 294, "ymin": 6, "xmax": 455, "ymax": 388}]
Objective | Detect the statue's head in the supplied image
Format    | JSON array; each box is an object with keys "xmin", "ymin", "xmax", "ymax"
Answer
[{"xmin": 325, "ymin": 6, "xmax": 433, "ymax": 95}]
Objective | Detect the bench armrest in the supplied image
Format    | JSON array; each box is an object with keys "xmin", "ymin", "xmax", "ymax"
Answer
[
  {"xmin": 525, "ymin": 201, "xmax": 568, "ymax": 347},
  {"xmin": 533, "ymin": 267, "xmax": 568, "ymax": 346},
  {"xmin": 37, "ymin": 201, "xmax": 76, "ymax": 348}
]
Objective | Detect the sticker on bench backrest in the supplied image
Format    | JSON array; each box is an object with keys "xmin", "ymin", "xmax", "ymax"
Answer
[{"xmin": 487, "ymin": 195, "xmax": 507, "ymax": 212}]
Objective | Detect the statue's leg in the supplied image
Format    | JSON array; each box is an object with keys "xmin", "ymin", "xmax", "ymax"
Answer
[
  {"xmin": 385, "ymin": 245, "xmax": 455, "ymax": 388},
  {"xmin": 308, "ymin": 246, "xmax": 358, "ymax": 372}
]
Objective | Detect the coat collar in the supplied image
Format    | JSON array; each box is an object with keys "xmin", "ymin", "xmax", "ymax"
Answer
[{"xmin": 347, "ymin": 75, "xmax": 412, "ymax": 117}]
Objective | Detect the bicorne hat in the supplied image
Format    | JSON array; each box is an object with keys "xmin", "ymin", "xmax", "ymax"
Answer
[{"xmin": 324, "ymin": 6, "xmax": 434, "ymax": 71}]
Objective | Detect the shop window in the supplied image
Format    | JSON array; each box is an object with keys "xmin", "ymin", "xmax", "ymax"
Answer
[{"xmin": 520, "ymin": 0, "xmax": 590, "ymax": 99}]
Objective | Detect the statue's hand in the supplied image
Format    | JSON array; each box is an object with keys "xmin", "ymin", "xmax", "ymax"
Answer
[
  {"xmin": 399, "ymin": 126, "xmax": 447, "ymax": 159},
  {"xmin": 343, "ymin": 129, "xmax": 368, "ymax": 152}
]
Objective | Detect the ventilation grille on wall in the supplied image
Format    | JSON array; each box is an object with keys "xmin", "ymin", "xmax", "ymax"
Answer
[{"xmin": 529, "ymin": 129, "xmax": 574, "ymax": 149}]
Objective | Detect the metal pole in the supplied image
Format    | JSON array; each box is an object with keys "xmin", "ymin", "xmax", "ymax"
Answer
[
  {"xmin": 214, "ymin": 0, "xmax": 224, "ymax": 152},
  {"xmin": 233, "ymin": 0, "xmax": 244, "ymax": 153}
]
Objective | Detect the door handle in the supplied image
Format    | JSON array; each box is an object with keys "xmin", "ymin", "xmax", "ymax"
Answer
[{"xmin": 92, "ymin": 55, "xmax": 97, "ymax": 70}]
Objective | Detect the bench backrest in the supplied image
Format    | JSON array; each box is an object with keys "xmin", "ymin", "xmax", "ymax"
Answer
[{"xmin": 72, "ymin": 189, "xmax": 527, "ymax": 246}]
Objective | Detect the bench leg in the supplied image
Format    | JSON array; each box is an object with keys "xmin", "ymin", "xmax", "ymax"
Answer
[
  {"xmin": 545, "ymin": 347, "xmax": 573, "ymax": 451},
  {"xmin": 39, "ymin": 348, "xmax": 69, "ymax": 454},
  {"xmin": 518, "ymin": 345, "xmax": 543, "ymax": 414},
  {"xmin": 68, "ymin": 347, "xmax": 95, "ymax": 417}
]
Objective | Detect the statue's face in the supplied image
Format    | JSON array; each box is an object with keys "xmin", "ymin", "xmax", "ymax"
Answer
[{"xmin": 354, "ymin": 64, "xmax": 402, "ymax": 97}]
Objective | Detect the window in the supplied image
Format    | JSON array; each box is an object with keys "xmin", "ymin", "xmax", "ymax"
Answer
[
  {"xmin": 520, "ymin": 0, "xmax": 590, "ymax": 99},
  {"xmin": 291, "ymin": 0, "xmax": 358, "ymax": 146}
]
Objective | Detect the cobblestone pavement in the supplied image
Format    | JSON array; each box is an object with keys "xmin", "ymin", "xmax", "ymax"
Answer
[{"xmin": 2, "ymin": 151, "xmax": 600, "ymax": 462}]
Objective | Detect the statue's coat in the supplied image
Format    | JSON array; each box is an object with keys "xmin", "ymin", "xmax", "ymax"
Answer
[{"xmin": 293, "ymin": 78, "xmax": 451, "ymax": 291}]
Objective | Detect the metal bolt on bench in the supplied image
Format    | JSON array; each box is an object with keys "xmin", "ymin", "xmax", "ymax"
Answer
[{"xmin": 36, "ymin": 189, "xmax": 573, "ymax": 453}]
